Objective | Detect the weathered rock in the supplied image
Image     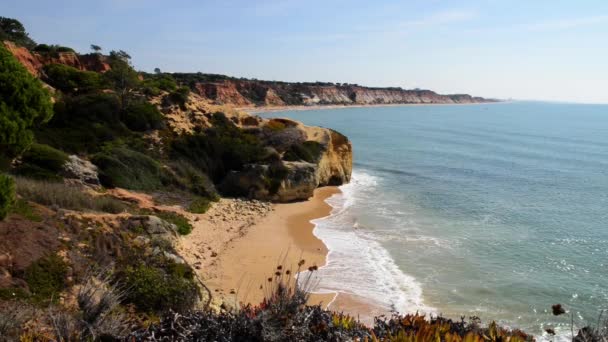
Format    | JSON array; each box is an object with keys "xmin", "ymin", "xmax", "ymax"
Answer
[
  {"xmin": 123, "ymin": 215, "xmax": 178, "ymax": 239},
  {"xmin": 219, "ymin": 117, "xmax": 352, "ymax": 202},
  {"xmin": 62, "ymin": 155, "xmax": 101, "ymax": 187}
]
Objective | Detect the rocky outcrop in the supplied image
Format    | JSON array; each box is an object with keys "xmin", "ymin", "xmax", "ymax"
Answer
[
  {"xmin": 3, "ymin": 41, "xmax": 111, "ymax": 76},
  {"xmin": 175, "ymin": 73, "xmax": 496, "ymax": 108},
  {"xmin": 218, "ymin": 117, "xmax": 352, "ymax": 202},
  {"xmin": 62, "ymin": 155, "xmax": 101, "ymax": 187},
  {"xmin": 123, "ymin": 215, "xmax": 178, "ymax": 241}
]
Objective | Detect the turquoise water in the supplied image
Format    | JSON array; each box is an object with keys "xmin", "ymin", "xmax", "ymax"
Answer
[{"xmin": 260, "ymin": 102, "xmax": 608, "ymax": 339}]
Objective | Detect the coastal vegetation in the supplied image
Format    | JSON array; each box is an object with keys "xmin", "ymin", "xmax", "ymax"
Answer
[{"xmin": 2, "ymin": 16, "xmax": 598, "ymax": 341}]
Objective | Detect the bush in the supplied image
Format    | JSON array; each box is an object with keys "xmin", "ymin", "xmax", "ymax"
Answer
[
  {"xmin": 36, "ymin": 93, "xmax": 126, "ymax": 154},
  {"xmin": 0, "ymin": 173, "xmax": 15, "ymax": 220},
  {"xmin": 0, "ymin": 44, "xmax": 53, "ymax": 163},
  {"xmin": 92, "ymin": 147, "xmax": 164, "ymax": 191},
  {"xmin": 283, "ymin": 141, "xmax": 324, "ymax": 163},
  {"xmin": 10, "ymin": 198, "xmax": 42, "ymax": 221},
  {"xmin": 168, "ymin": 160, "xmax": 219, "ymax": 199},
  {"xmin": 33, "ymin": 44, "xmax": 75, "ymax": 54},
  {"xmin": 121, "ymin": 102, "xmax": 164, "ymax": 132},
  {"xmin": 22, "ymin": 143, "xmax": 68, "ymax": 171},
  {"xmin": 156, "ymin": 211, "xmax": 193, "ymax": 235},
  {"xmin": 141, "ymin": 73, "xmax": 177, "ymax": 95},
  {"xmin": 188, "ymin": 197, "xmax": 212, "ymax": 214},
  {"xmin": 121, "ymin": 261, "xmax": 199, "ymax": 313},
  {"xmin": 14, "ymin": 143, "xmax": 69, "ymax": 181},
  {"xmin": 43, "ymin": 63, "xmax": 102, "ymax": 93},
  {"xmin": 0, "ymin": 17, "xmax": 36, "ymax": 49},
  {"xmin": 171, "ymin": 113, "xmax": 268, "ymax": 183},
  {"xmin": 24, "ymin": 254, "xmax": 68, "ymax": 304},
  {"xmin": 167, "ymin": 86, "xmax": 190, "ymax": 108},
  {"xmin": 15, "ymin": 177, "xmax": 126, "ymax": 213}
]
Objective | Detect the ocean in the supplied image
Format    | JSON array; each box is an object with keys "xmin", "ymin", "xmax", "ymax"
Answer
[{"xmin": 259, "ymin": 102, "xmax": 608, "ymax": 340}]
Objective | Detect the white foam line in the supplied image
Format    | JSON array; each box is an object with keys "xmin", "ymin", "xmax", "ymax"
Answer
[{"xmin": 303, "ymin": 170, "xmax": 434, "ymax": 315}]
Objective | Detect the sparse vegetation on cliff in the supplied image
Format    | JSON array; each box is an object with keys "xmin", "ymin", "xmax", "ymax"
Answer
[{"xmin": 0, "ymin": 17, "xmax": 355, "ymax": 339}]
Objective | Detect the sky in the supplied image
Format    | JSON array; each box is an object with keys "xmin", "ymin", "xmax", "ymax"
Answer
[{"xmin": 4, "ymin": 0, "xmax": 608, "ymax": 103}]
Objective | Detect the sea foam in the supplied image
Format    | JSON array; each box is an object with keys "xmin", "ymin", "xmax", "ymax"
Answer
[{"xmin": 307, "ymin": 170, "xmax": 435, "ymax": 314}]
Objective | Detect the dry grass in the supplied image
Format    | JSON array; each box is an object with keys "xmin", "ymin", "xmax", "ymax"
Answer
[{"xmin": 14, "ymin": 177, "xmax": 127, "ymax": 214}]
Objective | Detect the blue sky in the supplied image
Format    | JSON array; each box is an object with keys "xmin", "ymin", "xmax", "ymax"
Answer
[{"xmin": 5, "ymin": 0, "xmax": 608, "ymax": 103}]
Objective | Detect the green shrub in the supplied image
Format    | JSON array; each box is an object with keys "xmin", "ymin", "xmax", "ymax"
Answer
[
  {"xmin": 0, "ymin": 44, "xmax": 53, "ymax": 162},
  {"xmin": 169, "ymin": 160, "xmax": 219, "ymax": 199},
  {"xmin": 0, "ymin": 287, "xmax": 29, "ymax": 300},
  {"xmin": 0, "ymin": 173, "xmax": 15, "ymax": 220},
  {"xmin": 92, "ymin": 147, "xmax": 164, "ymax": 190},
  {"xmin": 265, "ymin": 120, "xmax": 286, "ymax": 131},
  {"xmin": 171, "ymin": 113, "xmax": 268, "ymax": 183},
  {"xmin": 36, "ymin": 93, "xmax": 127, "ymax": 154},
  {"xmin": 121, "ymin": 102, "xmax": 164, "ymax": 132},
  {"xmin": 156, "ymin": 211, "xmax": 193, "ymax": 235},
  {"xmin": 15, "ymin": 177, "xmax": 126, "ymax": 213},
  {"xmin": 33, "ymin": 44, "xmax": 75, "ymax": 54},
  {"xmin": 167, "ymin": 86, "xmax": 190, "ymax": 108},
  {"xmin": 14, "ymin": 143, "xmax": 69, "ymax": 181},
  {"xmin": 283, "ymin": 141, "xmax": 324, "ymax": 163},
  {"xmin": 43, "ymin": 63, "xmax": 102, "ymax": 93},
  {"xmin": 188, "ymin": 197, "xmax": 212, "ymax": 214},
  {"xmin": 122, "ymin": 261, "xmax": 199, "ymax": 313},
  {"xmin": 22, "ymin": 143, "xmax": 68, "ymax": 171},
  {"xmin": 10, "ymin": 198, "xmax": 42, "ymax": 222},
  {"xmin": 104, "ymin": 52, "xmax": 140, "ymax": 96},
  {"xmin": 50, "ymin": 92, "xmax": 121, "ymax": 126},
  {"xmin": 141, "ymin": 73, "xmax": 177, "ymax": 95},
  {"xmin": 0, "ymin": 17, "xmax": 36, "ymax": 49},
  {"xmin": 24, "ymin": 254, "xmax": 68, "ymax": 304}
]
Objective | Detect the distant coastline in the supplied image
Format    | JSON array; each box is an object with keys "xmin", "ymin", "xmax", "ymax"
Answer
[{"xmin": 241, "ymin": 100, "xmax": 503, "ymax": 115}]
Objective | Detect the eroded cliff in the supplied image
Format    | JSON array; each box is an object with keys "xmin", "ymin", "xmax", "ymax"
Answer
[
  {"xmin": 173, "ymin": 73, "xmax": 495, "ymax": 108},
  {"xmin": 2, "ymin": 41, "xmax": 110, "ymax": 77}
]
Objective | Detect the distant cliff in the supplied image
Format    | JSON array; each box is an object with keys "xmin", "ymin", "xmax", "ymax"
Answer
[
  {"xmin": 2, "ymin": 41, "xmax": 110, "ymax": 77},
  {"xmin": 173, "ymin": 73, "xmax": 496, "ymax": 108}
]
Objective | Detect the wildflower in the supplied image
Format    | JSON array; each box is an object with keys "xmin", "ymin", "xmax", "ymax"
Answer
[
  {"xmin": 275, "ymin": 271, "xmax": 281, "ymax": 276},
  {"xmin": 277, "ymin": 265, "xmax": 283, "ymax": 270},
  {"xmin": 298, "ymin": 259, "xmax": 305, "ymax": 266},
  {"xmin": 552, "ymin": 304, "xmax": 566, "ymax": 316},
  {"xmin": 286, "ymin": 270, "xmax": 291, "ymax": 275},
  {"xmin": 267, "ymin": 277, "xmax": 272, "ymax": 282}
]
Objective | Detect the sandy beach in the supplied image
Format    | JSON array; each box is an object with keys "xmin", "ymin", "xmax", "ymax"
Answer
[{"xmin": 177, "ymin": 187, "xmax": 340, "ymax": 309}]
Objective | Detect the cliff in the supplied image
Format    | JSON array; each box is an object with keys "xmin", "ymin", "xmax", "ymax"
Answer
[
  {"xmin": 3, "ymin": 39, "xmax": 352, "ymax": 202},
  {"xmin": 2, "ymin": 41, "xmax": 110, "ymax": 77},
  {"xmin": 174, "ymin": 73, "xmax": 496, "ymax": 108},
  {"xmin": 162, "ymin": 93, "xmax": 352, "ymax": 201}
]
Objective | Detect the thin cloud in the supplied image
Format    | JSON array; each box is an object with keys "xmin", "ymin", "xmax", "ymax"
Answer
[
  {"xmin": 523, "ymin": 15, "xmax": 608, "ymax": 31},
  {"xmin": 398, "ymin": 9, "xmax": 478, "ymax": 29}
]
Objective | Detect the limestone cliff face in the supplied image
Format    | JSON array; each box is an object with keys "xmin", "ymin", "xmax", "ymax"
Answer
[
  {"xmin": 3, "ymin": 41, "xmax": 111, "ymax": 76},
  {"xmin": 165, "ymin": 94, "xmax": 352, "ymax": 202},
  {"xmin": 175, "ymin": 74, "xmax": 496, "ymax": 108},
  {"xmin": 218, "ymin": 118, "xmax": 352, "ymax": 202},
  {"xmin": 269, "ymin": 124, "xmax": 352, "ymax": 201}
]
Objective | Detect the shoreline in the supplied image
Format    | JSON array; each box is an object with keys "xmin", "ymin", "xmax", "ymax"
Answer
[
  {"xmin": 239, "ymin": 101, "xmax": 503, "ymax": 115},
  {"xmin": 189, "ymin": 187, "xmax": 342, "ymax": 309}
]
